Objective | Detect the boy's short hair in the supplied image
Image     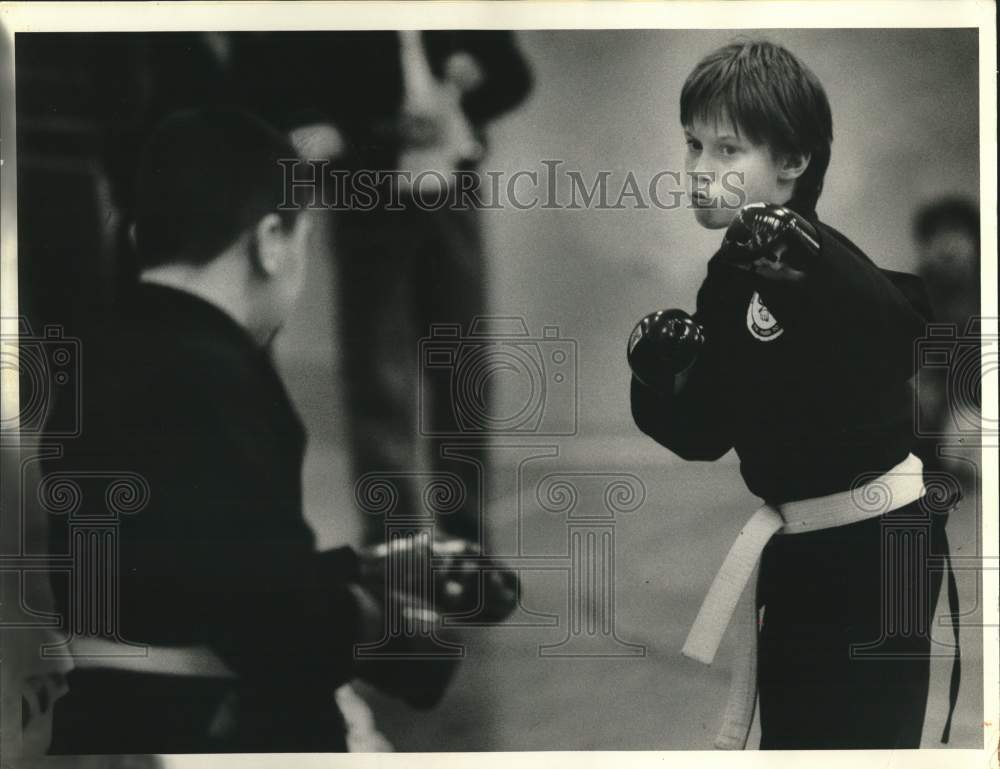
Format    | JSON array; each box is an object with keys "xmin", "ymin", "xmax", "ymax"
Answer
[
  {"xmin": 134, "ymin": 107, "xmax": 300, "ymax": 269},
  {"xmin": 681, "ymin": 40, "xmax": 834, "ymax": 210}
]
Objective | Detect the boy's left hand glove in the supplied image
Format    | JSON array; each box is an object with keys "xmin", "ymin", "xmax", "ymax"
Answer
[{"xmin": 722, "ymin": 202, "xmax": 820, "ymax": 281}]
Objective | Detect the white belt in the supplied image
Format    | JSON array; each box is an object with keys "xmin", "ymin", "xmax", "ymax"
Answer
[
  {"xmin": 68, "ymin": 636, "xmax": 237, "ymax": 679},
  {"xmin": 682, "ymin": 452, "xmax": 926, "ymax": 750}
]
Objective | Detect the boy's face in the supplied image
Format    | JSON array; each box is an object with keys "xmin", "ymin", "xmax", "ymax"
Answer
[{"xmin": 684, "ymin": 115, "xmax": 792, "ymax": 230}]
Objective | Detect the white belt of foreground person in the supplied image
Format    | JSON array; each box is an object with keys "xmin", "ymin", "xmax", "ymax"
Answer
[
  {"xmin": 681, "ymin": 452, "xmax": 926, "ymax": 750},
  {"xmin": 68, "ymin": 636, "xmax": 238, "ymax": 678},
  {"xmin": 66, "ymin": 603, "xmax": 441, "ymax": 679}
]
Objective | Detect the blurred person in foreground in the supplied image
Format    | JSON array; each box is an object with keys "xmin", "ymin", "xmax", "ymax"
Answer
[{"xmin": 42, "ymin": 108, "xmax": 516, "ymax": 754}]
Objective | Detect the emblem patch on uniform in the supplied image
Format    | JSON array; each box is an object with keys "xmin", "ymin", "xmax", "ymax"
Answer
[{"xmin": 746, "ymin": 291, "xmax": 783, "ymax": 341}]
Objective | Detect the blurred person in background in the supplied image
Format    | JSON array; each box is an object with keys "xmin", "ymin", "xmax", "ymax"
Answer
[
  {"xmin": 243, "ymin": 31, "xmax": 534, "ymax": 549},
  {"xmin": 914, "ymin": 197, "xmax": 980, "ymax": 326},
  {"xmin": 912, "ymin": 197, "xmax": 981, "ymax": 485}
]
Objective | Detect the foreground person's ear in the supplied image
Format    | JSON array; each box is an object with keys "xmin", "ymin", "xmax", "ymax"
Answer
[{"xmin": 251, "ymin": 213, "xmax": 289, "ymax": 278}]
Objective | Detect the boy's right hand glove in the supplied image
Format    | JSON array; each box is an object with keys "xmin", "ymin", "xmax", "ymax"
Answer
[
  {"xmin": 430, "ymin": 539, "xmax": 520, "ymax": 622},
  {"xmin": 627, "ymin": 309, "xmax": 704, "ymax": 392},
  {"xmin": 359, "ymin": 537, "xmax": 519, "ymax": 622},
  {"xmin": 722, "ymin": 202, "xmax": 820, "ymax": 276}
]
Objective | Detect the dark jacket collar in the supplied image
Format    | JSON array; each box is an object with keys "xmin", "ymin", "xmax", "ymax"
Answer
[
  {"xmin": 125, "ymin": 280, "xmax": 303, "ymax": 439},
  {"xmin": 129, "ymin": 281, "xmax": 265, "ymax": 357}
]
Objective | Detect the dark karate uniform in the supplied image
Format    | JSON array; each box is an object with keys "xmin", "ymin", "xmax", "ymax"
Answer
[
  {"xmin": 631, "ymin": 196, "xmax": 960, "ymax": 749},
  {"xmin": 44, "ymin": 283, "xmax": 362, "ymax": 754}
]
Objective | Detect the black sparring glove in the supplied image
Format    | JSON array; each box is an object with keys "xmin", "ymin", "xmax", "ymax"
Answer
[
  {"xmin": 627, "ymin": 309, "xmax": 705, "ymax": 392},
  {"xmin": 360, "ymin": 537, "xmax": 519, "ymax": 622},
  {"xmin": 420, "ymin": 539, "xmax": 519, "ymax": 622},
  {"xmin": 722, "ymin": 202, "xmax": 820, "ymax": 271}
]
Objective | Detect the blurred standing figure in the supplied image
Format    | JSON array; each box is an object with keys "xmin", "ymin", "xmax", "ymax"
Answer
[
  {"xmin": 912, "ymin": 197, "xmax": 981, "ymax": 482},
  {"xmin": 914, "ymin": 197, "xmax": 980, "ymax": 325},
  {"xmin": 245, "ymin": 31, "xmax": 534, "ymax": 546}
]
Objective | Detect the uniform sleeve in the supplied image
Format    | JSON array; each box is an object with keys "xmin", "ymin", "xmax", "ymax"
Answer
[
  {"xmin": 630, "ymin": 307, "xmax": 734, "ymax": 462},
  {"xmin": 756, "ymin": 226, "xmax": 928, "ymax": 384},
  {"xmin": 881, "ymin": 269, "xmax": 936, "ymax": 324},
  {"xmin": 117, "ymin": 365, "xmax": 363, "ymax": 691}
]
